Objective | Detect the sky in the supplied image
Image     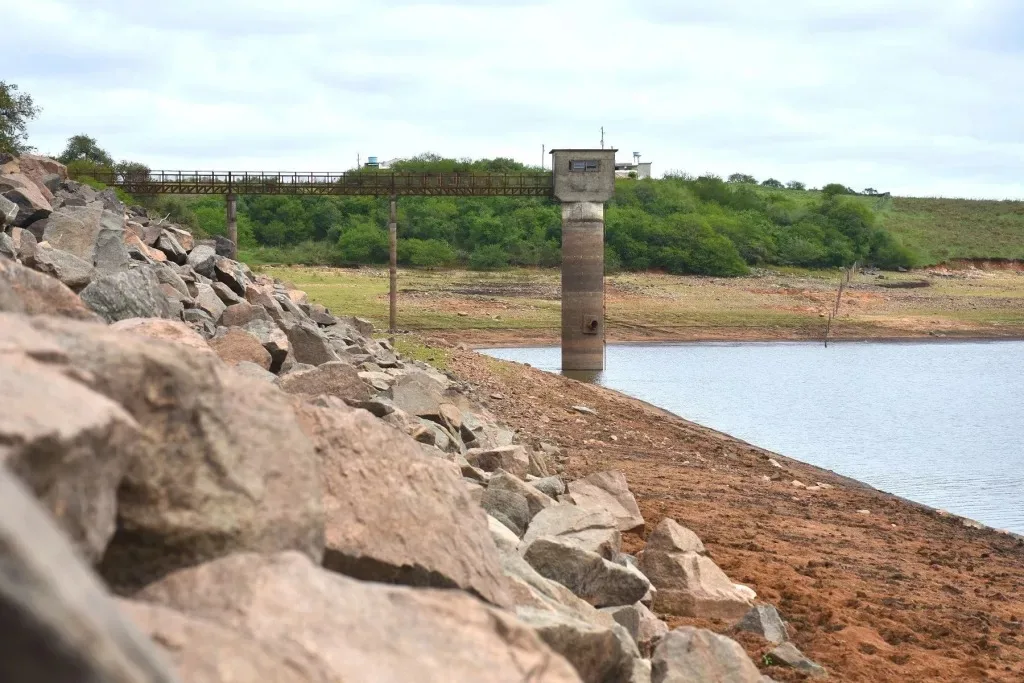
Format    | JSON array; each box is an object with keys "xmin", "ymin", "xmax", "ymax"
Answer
[{"xmin": 7, "ymin": 0, "xmax": 1024, "ymax": 199}]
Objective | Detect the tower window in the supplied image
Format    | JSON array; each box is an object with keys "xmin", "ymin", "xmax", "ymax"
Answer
[{"xmin": 570, "ymin": 160, "xmax": 599, "ymax": 172}]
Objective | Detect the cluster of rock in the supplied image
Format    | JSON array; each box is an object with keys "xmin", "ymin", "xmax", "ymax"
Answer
[{"xmin": 1, "ymin": 155, "xmax": 825, "ymax": 682}]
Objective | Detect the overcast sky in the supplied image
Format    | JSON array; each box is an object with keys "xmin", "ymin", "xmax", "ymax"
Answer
[{"xmin": 8, "ymin": 0, "xmax": 1024, "ymax": 198}]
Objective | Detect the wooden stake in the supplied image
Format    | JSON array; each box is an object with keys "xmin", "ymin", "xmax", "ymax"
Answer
[{"xmin": 388, "ymin": 195, "xmax": 397, "ymax": 337}]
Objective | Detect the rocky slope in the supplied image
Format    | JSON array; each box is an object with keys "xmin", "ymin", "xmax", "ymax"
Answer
[{"xmin": 1, "ymin": 155, "xmax": 822, "ymax": 682}]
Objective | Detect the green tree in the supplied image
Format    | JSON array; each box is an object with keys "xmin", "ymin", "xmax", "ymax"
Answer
[
  {"xmin": 58, "ymin": 134, "xmax": 115, "ymax": 167},
  {"xmin": 468, "ymin": 244, "xmax": 509, "ymax": 270},
  {"xmin": 760, "ymin": 178, "xmax": 784, "ymax": 189},
  {"xmin": 785, "ymin": 180, "xmax": 806, "ymax": 191},
  {"xmin": 727, "ymin": 173, "xmax": 757, "ymax": 184},
  {"xmin": 0, "ymin": 81, "xmax": 41, "ymax": 154},
  {"xmin": 821, "ymin": 183, "xmax": 850, "ymax": 198}
]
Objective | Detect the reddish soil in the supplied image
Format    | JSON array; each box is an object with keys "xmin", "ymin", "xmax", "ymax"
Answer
[{"xmin": 446, "ymin": 347, "xmax": 1024, "ymax": 682}]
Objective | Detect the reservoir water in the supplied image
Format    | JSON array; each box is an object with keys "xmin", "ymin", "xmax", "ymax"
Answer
[{"xmin": 482, "ymin": 341, "xmax": 1024, "ymax": 534}]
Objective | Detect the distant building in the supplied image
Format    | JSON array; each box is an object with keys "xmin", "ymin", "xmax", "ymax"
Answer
[{"xmin": 614, "ymin": 152, "xmax": 653, "ymax": 180}]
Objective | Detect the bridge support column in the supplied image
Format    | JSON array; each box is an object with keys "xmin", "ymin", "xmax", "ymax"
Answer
[
  {"xmin": 388, "ymin": 195, "xmax": 397, "ymax": 335},
  {"xmin": 561, "ymin": 201, "xmax": 605, "ymax": 371},
  {"xmin": 550, "ymin": 148, "xmax": 618, "ymax": 372},
  {"xmin": 226, "ymin": 193, "xmax": 238, "ymax": 258}
]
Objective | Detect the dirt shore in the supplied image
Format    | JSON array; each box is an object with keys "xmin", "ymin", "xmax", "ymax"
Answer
[{"xmin": 443, "ymin": 345, "xmax": 1024, "ymax": 682}]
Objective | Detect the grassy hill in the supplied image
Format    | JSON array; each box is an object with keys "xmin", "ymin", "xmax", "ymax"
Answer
[{"xmin": 877, "ymin": 197, "xmax": 1024, "ymax": 264}]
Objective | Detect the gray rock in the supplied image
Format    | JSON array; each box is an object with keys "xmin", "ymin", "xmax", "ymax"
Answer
[
  {"xmin": 0, "ymin": 193, "xmax": 18, "ymax": 226},
  {"xmin": 308, "ymin": 302, "xmax": 336, "ymax": 325},
  {"xmin": 488, "ymin": 514, "xmax": 522, "ymax": 555},
  {"xmin": 214, "ymin": 257, "xmax": 248, "ymax": 296},
  {"xmin": 0, "ymin": 467, "xmax": 179, "ymax": 683},
  {"xmin": 567, "ymin": 470, "xmax": 645, "ymax": 533},
  {"xmin": 242, "ymin": 318, "xmax": 290, "ymax": 371},
  {"xmin": 152, "ymin": 263, "xmax": 190, "ymax": 298},
  {"xmin": 483, "ymin": 486, "xmax": 531, "ymax": 537},
  {"xmin": 193, "ymin": 283, "xmax": 226, "ymax": 322},
  {"xmin": 516, "ymin": 607, "xmax": 636, "ymax": 683},
  {"xmin": 529, "ymin": 448, "xmax": 553, "ymax": 477},
  {"xmin": 32, "ymin": 244, "xmax": 95, "ymax": 290},
  {"xmin": 212, "ymin": 234, "xmax": 235, "ymax": 258},
  {"xmin": 0, "ymin": 258, "xmax": 99, "ymax": 320},
  {"xmin": 10, "ymin": 227, "xmax": 37, "ymax": 265},
  {"xmin": 212, "ymin": 281, "xmax": 244, "ymax": 306},
  {"xmin": 138, "ymin": 551, "xmax": 579, "ymax": 682},
  {"xmin": 0, "ymin": 231, "xmax": 14, "ymax": 259},
  {"xmin": 0, "ymin": 172, "xmax": 52, "ymax": 226},
  {"xmin": 185, "ymin": 244, "xmax": 217, "ymax": 278},
  {"xmin": 156, "ymin": 231, "xmax": 187, "ymax": 264},
  {"xmin": 280, "ymin": 319, "xmax": 339, "ymax": 365},
  {"xmin": 604, "ymin": 603, "xmax": 669, "ymax": 658},
  {"xmin": 0, "ymin": 314, "xmax": 325, "ymax": 593},
  {"xmin": 651, "ymin": 628, "xmax": 764, "ymax": 683},
  {"xmin": 391, "ymin": 369, "xmax": 449, "ymax": 417},
  {"xmin": 277, "ymin": 361, "xmax": 371, "ymax": 403},
  {"xmin": 767, "ymin": 642, "xmax": 827, "ymax": 678},
  {"xmin": 644, "ymin": 518, "xmax": 706, "ymax": 555},
  {"xmin": 533, "ymin": 475, "xmax": 567, "ymax": 499},
  {"xmin": 735, "ymin": 605, "xmax": 789, "ymax": 645},
  {"xmin": 1, "ymin": 353, "xmax": 140, "ymax": 563},
  {"xmin": 523, "ymin": 537, "xmax": 650, "ymax": 608},
  {"xmin": 182, "ymin": 308, "xmax": 216, "ymax": 339},
  {"xmin": 351, "ymin": 396, "xmax": 396, "ymax": 418},
  {"xmin": 466, "ymin": 444, "xmax": 530, "ymax": 478},
  {"xmin": 80, "ymin": 267, "xmax": 176, "ymax": 323},
  {"xmin": 523, "ymin": 504, "xmax": 621, "ymax": 560},
  {"xmin": 231, "ymin": 360, "xmax": 278, "ymax": 383},
  {"xmin": 487, "ymin": 471, "xmax": 556, "ymax": 534},
  {"xmin": 41, "ymin": 205, "xmax": 129, "ymax": 272},
  {"xmin": 220, "ymin": 301, "xmax": 270, "ymax": 328}
]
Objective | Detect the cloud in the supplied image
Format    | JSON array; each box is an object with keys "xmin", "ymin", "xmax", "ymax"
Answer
[{"xmin": 5, "ymin": 0, "xmax": 1022, "ymax": 198}]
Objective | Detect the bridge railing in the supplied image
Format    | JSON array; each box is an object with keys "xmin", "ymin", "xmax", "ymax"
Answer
[{"xmin": 88, "ymin": 170, "xmax": 554, "ymax": 197}]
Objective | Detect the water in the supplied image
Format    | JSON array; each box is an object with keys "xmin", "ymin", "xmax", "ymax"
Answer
[{"xmin": 482, "ymin": 341, "xmax": 1024, "ymax": 534}]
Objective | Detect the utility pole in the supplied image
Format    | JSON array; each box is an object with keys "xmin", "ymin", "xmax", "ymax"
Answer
[
  {"xmin": 600, "ymin": 127, "xmax": 605, "ymax": 150},
  {"xmin": 388, "ymin": 194, "xmax": 397, "ymax": 338},
  {"xmin": 542, "ymin": 144, "xmax": 545, "ymax": 170}
]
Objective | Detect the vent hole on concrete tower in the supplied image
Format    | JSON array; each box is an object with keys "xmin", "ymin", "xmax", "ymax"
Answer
[{"xmin": 583, "ymin": 315, "xmax": 600, "ymax": 334}]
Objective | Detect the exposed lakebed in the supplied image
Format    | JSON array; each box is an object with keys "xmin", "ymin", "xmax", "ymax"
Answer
[{"xmin": 483, "ymin": 340, "xmax": 1024, "ymax": 534}]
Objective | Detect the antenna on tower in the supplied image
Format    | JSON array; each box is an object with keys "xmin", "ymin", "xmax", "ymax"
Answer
[{"xmin": 600, "ymin": 127, "xmax": 605, "ymax": 149}]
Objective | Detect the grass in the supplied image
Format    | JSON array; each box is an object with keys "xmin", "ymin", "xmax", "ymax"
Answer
[
  {"xmin": 252, "ymin": 264, "xmax": 1024, "ymax": 342},
  {"xmin": 878, "ymin": 197, "xmax": 1024, "ymax": 265}
]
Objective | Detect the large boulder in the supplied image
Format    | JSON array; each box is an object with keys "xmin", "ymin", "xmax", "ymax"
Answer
[
  {"xmin": 294, "ymin": 399, "xmax": 510, "ymax": 607},
  {"xmin": 155, "ymin": 231, "xmax": 187, "ymax": 264},
  {"xmin": 208, "ymin": 327, "xmax": 272, "ymax": 370},
  {"xmin": 220, "ymin": 301, "xmax": 269, "ymax": 328},
  {"xmin": 391, "ymin": 370, "xmax": 448, "ymax": 417},
  {"xmin": 241, "ymin": 318, "xmax": 289, "ymax": 372},
  {"xmin": 277, "ymin": 360, "xmax": 370, "ymax": 403},
  {"xmin": 567, "ymin": 471, "xmax": 645, "ymax": 533},
  {"xmin": 0, "ymin": 258, "xmax": 99, "ymax": 320},
  {"xmin": 0, "ymin": 468, "xmax": 179, "ymax": 683},
  {"xmin": 466, "ymin": 444, "xmax": 530, "ymax": 478},
  {"xmin": 41, "ymin": 205, "xmax": 129, "ymax": 272},
  {"xmin": 80, "ymin": 267, "xmax": 176, "ymax": 323},
  {"xmin": 32, "ymin": 243, "xmax": 95, "ymax": 290},
  {"xmin": 651, "ymin": 628, "xmax": 764, "ymax": 683},
  {"xmin": 735, "ymin": 605, "xmax": 789, "ymax": 645},
  {"xmin": 516, "ymin": 607, "xmax": 636, "ymax": 683},
  {"xmin": 193, "ymin": 283, "xmax": 227, "ymax": 322},
  {"xmin": 118, "ymin": 600, "xmax": 329, "ymax": 683},
  {"xmin": 483, "ymin": 471, "xmax": 556, "ymax": 537},
  {"xmin": 643, "ymin": 518, "xmax": 706, "ymax": 555},
  {"xmin": 638, "ymin": 549, "xmax": 752, "ymax": 621},
  {"xmin": 0, "ymin": 314, "xmax": 325, "ymax": 592},
  {"xmin": 185, "ymin": 244, "xmax": 217, "ymax": 278},
  {"xmin": 603, "ymin": 603, "xmax": 669, "ymax": 658},
  {"xmin": 138, "ymin": 551, "xmax": 581, "ymax": 683},
  {"xmin": 214, "ymin": 258, "xmax": 248, "ymax": 296},
  {"xmin": 11, "ymin": 154, "xmax": 67, "ymax": 191},
  {"xmin": 280, "ymin": 319, "xmax": 339, "ymax": 365},
  {"xmin": 0, "ymin": 354, "xmax": 140, "ymax": 562},
  {"xmin": 523, "ymin": 504, "xmax": 621, "ymax": 560},
  {"xmin": 0, "ymin": 194, "xmax": 18, "ymax": 226},
  {"xmin": 0, "ymin": 172, "xmax": 52, "ymax": 226},
  {"xmin": 523, "ymin": 537, "xmax": 650, "ymax": 608}
]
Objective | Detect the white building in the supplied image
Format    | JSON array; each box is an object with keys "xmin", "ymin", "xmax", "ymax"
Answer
[{"xmin": 614, "ymin": 152, "xmax": 653, "ymax": 179}]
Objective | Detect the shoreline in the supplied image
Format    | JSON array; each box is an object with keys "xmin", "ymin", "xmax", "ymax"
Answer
[
  {"xmin": 477, "ymin": 346, "xmax": 1024, "ymax": 538},
  {"xmin": 445, "ymin": 343, "xmax": 1024, "ymax": 681},
  {"xmin": 467, "ymin": 333, "xmax": 1024, "ymax": 349}
]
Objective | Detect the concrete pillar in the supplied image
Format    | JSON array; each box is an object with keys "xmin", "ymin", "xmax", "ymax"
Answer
[
  {"xmin": 549, "ymin": 148, "xmax": 617, "ymax": 372},
  {"xmin": 388, "ymin": 195, "xmax": 397, "ymax": 335},
  {"xmin": 225, "ymin": 193, "xmax": 238, "ymax": 258},
  {"xmin": 561, "ymin": 201, "xmax": 605, "ymax": 370}
]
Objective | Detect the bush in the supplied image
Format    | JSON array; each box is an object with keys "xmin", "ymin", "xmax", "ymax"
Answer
[
  {"xmin": 338, "ymin": 224, "xmax": 389, "ymax": 263},
  {"xmin": 399, "ymin": 238, "xmax": 456, "ymax": 268},
  {"xmin": 468, "ymin": 244, "xmax": 509, "ymax": 270}
]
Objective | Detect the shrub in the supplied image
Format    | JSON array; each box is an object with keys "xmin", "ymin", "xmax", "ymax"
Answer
[
  {"xmin": 338, "ymin": 224, "xmax": 389, "ymax": 263},
  {"xmin": 468, "ymin": 244, "xmax": 509, "ymax": 270},
  {"xmin": 399, "ymin": 238, "xmax": 456, "ymax": 268}
]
